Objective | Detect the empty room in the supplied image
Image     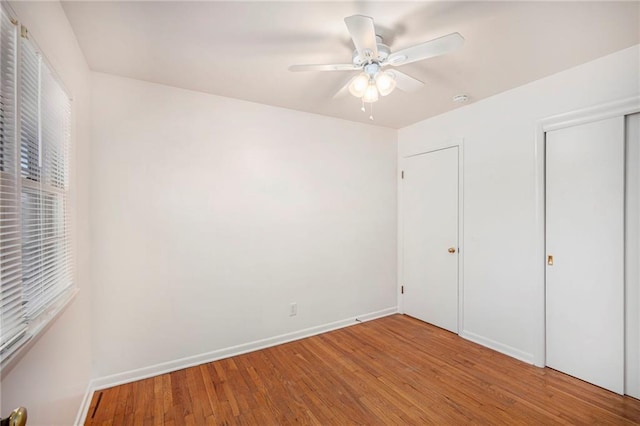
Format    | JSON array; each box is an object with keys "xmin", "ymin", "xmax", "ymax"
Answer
[{"xmin": 0, "ymin": 1, "xmax": 639, "ymax": 424}]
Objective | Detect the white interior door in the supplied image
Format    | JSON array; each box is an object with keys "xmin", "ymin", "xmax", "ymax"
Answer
[
  {"xmin": 546, "ymin": 116, "xmax": 625, "ymax": 394},
  {"xmin": 403, "ymin": 147, "xmax": 459, "ymax": 333}
]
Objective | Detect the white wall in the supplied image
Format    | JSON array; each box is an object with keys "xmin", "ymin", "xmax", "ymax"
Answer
[
  {"xmin": 0, "ymin": 2, "xmax": 92, "ymax": 425},
  {"xmin": 90, "ymin": 73, "xmax": 397, "ymax": 379},
  {"xmin": 398, "ymin": 45, "xmax": 640, "ymax": 363}
]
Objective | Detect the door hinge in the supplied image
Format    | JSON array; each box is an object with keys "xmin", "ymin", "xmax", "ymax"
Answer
[
  {"xmin": 401, "ymin": 170, "xmax": 404, "ymax": 179},
  {"xmin": 401, "ymin": 285, "xmax": 404, "ymax": 294}
]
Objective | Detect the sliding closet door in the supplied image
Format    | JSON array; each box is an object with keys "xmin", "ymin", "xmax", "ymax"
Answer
[
  {"xmin": 626, "ymin": 112, "xmax": 640, "ymax": 399},
  {"xmin": 546, "ymin": 116, "xmax": 625, "ymax": 394}
]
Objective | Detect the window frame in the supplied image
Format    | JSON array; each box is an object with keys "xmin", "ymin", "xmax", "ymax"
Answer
[{"xmin": 0, "ymin": 3, "xmax": 77, "ymax": 373}]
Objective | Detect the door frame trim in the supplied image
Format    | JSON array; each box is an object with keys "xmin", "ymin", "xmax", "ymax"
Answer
[
  {"xmin": 533, "ymin": 95, "xmax": 640, "ymax": 367},
  {"xmin": 398, "ymin": 137, "xmax": 464, "ymax": 334}
]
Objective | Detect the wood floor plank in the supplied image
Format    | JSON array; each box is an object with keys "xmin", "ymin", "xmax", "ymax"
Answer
[{"xmin": 86, "ymin": 314, "xmax": 640, "ymax": 425}]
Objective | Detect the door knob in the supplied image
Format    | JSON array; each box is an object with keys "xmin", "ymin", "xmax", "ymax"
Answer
[
  {"xmin": 448, "ymin": 247, "xmax": 456, "ymax": 254},
  {"xmin": 548, "ymin": 255, "xmax": 553, "ymax": 265}
]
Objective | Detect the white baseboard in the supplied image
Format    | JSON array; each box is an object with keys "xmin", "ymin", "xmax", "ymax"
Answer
[
  {"xmin": 460, "ymin": 329, "xmax": 534, "ymax": 365},
  {"xmin": 75, "ymin": 306, "xmax": 397, "ymax": 425},
  {"xmin": 74, "ymin": 382, "xmax": 94, "ymax": 426}
]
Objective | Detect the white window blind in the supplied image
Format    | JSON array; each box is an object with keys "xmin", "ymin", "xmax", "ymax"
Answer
[
  {"xmin": 0, "ymin": 7, "xmax": 24, "ymax": 355},
  {"xmin": 20, "ymin": 35, "xmax": 72, "ymax": 320},
  {"xmin": 0, "ymin": 6, "xmax": 73, "ymax": 364}
]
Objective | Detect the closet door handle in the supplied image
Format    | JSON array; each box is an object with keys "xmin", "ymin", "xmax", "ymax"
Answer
[{"xmin": 448, "ymin": 247, "xmax": 456, "ymax": 254}]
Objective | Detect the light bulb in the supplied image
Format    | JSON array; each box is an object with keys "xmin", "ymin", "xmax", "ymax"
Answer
[
  {"xmin": 362, "ymin": 82, "xmax": 379, "ymax": 103},
  {"xmin": 348, "ymin": 73, "xmax": 369, "ymax": 98},
  {"xmin": 375, "ymin": 71, "xmax": 397, "ymax": 96}
]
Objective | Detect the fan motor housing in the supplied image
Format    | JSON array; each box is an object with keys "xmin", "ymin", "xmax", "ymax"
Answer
[{"xmin": 352, "ymin": 41, "xmax": 391, "ymax": 66}]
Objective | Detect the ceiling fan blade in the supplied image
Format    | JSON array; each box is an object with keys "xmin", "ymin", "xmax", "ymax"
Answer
[
  {"xmin": 387, "ymin": 33, "xmax": 464, "ymax": 66},
  {"xmin": 344, "ymin": 15, "xmax": 378, "ymax": 62},
  {"xmin": 289, "ymin": 64, "xmax": 359, "ymax": 72},
  {"xmin": 386, "ymin": 70, "xmax": 424, "ymax": 92}
]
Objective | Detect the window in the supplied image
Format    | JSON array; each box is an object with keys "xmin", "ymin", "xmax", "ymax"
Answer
[{"xmin": 0, "ymin": 6, "xmax": 73, "ymax": 365}]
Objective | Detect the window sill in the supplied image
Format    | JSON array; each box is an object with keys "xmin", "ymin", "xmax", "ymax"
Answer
[{"xmin": 0, "ymin": 287, "xmax": 79, "ymax": 378}]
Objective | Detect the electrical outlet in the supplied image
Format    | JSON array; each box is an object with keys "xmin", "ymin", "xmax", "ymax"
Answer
[{"xmin": 289, "ymin": 302, "xmax": 297, "ymax": 317}]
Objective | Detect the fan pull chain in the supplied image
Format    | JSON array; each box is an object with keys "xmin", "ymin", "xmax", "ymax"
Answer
[
  {"xmin": 361, "ymin": 98, "xmax": 365, "ymax": 112},
  {"xmin": 369, "ymin": 102, "xmax": 374, "ymax": 121}
]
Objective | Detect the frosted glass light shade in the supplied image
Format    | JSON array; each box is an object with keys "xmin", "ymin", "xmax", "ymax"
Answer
[
  {"xmin": 363, "ymin": 82, "xmax": 379, "ymax": 103},
  {"xmin": 375, "ymin": 71, "xmax": 396, "ymax": 96},
  {"xmin": 348, "ymin": 73, "xmax": 369, "ymax": 98}
]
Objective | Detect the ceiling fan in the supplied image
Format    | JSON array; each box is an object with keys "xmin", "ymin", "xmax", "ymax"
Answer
[{"xmin": 289, "ymin": 15, "xmax": 464, "ymax": 114}]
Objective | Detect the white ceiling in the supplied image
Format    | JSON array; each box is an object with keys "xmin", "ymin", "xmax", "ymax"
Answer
[{"xmin": 61, "ymin": 1, "xmax": 639, "ymax": 129}]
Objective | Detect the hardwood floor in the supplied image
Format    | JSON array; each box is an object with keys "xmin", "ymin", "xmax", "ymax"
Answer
[{"xmin": 85, "ymin": 314, "xmax": 640, "ymax": 425}]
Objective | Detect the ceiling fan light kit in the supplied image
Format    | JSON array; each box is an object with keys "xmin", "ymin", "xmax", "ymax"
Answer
[
  {"xmin": 348, "ymin": 73, "xmax": 369, "ymax": 97},
  {"xmin": 363, "ymin": 81, "xmax": 379, "ymax": 103},
  {"xmin": 348, "ymin": 63, "xmax": 397, "ymax": 101},
  {"xmin": 375, "ymin": 71, "xmax": 396, "ymax": 96},
  {"xmin": 289, "ymin": 14, "xmax": 464, "ymax": 118}
]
